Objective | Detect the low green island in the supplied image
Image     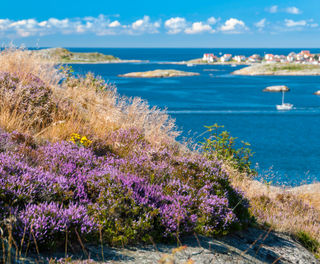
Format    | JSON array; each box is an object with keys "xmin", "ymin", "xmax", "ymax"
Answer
[
  {"xmin": 232, "ymin": 63, "xmax": 320, "ymax": 76},
  {"xmin": 34, "ymin": 47, "xmax": 141, "ymax": 63}
]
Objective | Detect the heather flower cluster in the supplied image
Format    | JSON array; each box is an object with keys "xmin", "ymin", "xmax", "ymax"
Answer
[
  {"xmin": 0, "ymin": 71, "xmax": 54, "ymax": 127},
  {"xmin": 0, "ymin": 128, "xmax": 250, "ymax": 249}
]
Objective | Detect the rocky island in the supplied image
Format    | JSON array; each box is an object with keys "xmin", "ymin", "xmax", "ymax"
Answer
[
  {"xmin": 233, "ymin": 63, "xmax": 320, "ymax": 76},
  {"xmin": 119, "ymin": 69, "xmax": 200, "ymax": 78},
  {"xmin": 263, "ymin": 85, "xmax": 290, "ymax": 92},
  {"xmin": 34, "ymin": 47, "xmax": 141, "ymax": 63}
]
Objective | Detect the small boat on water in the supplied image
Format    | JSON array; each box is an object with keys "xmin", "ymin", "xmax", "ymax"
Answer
[
  {"xmin": 276, "ymin": 91, "xmax": 293, "ymax": 110},
  {"xmin": 187, "ymin": 63, "xmax": 193, "ymax": 67},
  {"xmin": 231, "ymin": 64, "xmax": 237, "ymax": 67}
]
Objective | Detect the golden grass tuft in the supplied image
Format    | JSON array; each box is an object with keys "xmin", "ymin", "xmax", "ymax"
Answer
[
  {"xmin": 0, "ymin": 48, "xmax": 179, "ymax": 149},
  {"xmin": 0, "ymin": 47, "xmax": 61, "ymax": 87},
  {"xmin": 226, "ymin": 164, "xmax": 320, "ymax": 256}
]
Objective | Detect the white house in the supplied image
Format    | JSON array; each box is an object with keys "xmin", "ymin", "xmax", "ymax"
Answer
[
  {"xmin": 202, "ymin": 53, "xmax": 216, "ymax": 63},
  {"xmin": 248, "ymin": 54, "xmax": 262, "ymax": 63},
  {"xmin": 233, "ymin": 55, "xmax": 246, "ymax": 63},
  {"xmin": 220, "ymin": 54, "xmax": 232, "ymax": 62},
  {"xmin": 264, "ymin": 54, "xmax": 274, "ymax": 61}
]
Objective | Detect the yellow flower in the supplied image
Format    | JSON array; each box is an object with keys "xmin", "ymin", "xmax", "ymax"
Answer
[{"xmin": 69, "ymin": 133, "xmax": 92, "ymax": 147}]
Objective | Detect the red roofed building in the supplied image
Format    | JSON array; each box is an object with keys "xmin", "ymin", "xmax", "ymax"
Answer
[
  {"xmin": 264, "ymin": 54, "xmax": 274, "ymax": 61},
  {"xmin": 301, "ymin": 50, "xmax": 311, "ymax": 55},
  {"xmin": 300, "ymin": 50, "xmax": 311, "ymax": 58},
  {"xmin": 220, "ymin": 54, "xmax": 232, "ymax": 62},
  {"xmin": 202, "ymin": 53, "xmax": 217, "ymax": 62}
]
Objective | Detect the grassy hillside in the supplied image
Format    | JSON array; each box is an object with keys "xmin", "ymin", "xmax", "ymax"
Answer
[{"xmin": 0, "ymin": 48, "xmax": 319, "ymax": 261}]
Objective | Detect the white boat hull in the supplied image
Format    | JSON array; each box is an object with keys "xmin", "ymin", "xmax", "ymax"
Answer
[{"xmin": 276, "ymin": 103, "xmax": 293, "ymax": 110}]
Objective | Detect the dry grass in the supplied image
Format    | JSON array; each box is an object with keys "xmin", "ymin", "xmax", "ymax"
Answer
[
  {"xmin": 226, "ymin": 164, "xmax": 320, "ymax": 256},
  {"xmin": 0, "ymin": 48, "xmax": 179, "ymax": 149},
  {"xmin": 0, "ymin": 47, "xmax": 61, "ymax": 87}
]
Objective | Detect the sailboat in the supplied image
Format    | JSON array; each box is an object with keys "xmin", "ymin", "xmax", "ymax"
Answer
[{"xmin": 276, "ymin": 91, "xmax": 293, "ymax": 110}]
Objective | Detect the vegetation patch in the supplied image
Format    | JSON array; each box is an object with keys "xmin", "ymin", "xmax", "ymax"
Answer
[
  {"xmin": 36, "ymin": 48, "xmax": 120, "ymax": 63},
  {"xmin": 295, "ymin": 231, "xmax": 320, "ymax": 255},
  {"xmin": 268, "ymin": 64, "xmax": 320, "ymax": 72},
  {"xmin": 0, "ymin": 128, "xmax": 251, "ymax": 251}
]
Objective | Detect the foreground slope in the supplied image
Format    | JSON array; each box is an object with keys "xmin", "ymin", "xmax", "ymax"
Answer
[{"xmin": 0, "ymin": 48, "xmax": 319, "ymax": 262}]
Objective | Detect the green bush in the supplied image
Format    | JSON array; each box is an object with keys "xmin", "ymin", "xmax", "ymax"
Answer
[
  {"xmin": 201, "ymin": 124, "xmax": 256, "ymax": 175},
  {"xmin": 296, "ymin": 230, "xmax": 320, "ymax": 254}
]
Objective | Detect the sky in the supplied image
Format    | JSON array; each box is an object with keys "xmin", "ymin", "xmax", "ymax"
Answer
[{"xmin": 1, "ymin": 0, "xmax": 320, "ymax": 48}]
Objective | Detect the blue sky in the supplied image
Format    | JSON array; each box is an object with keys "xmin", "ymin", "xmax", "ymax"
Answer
[{"xmin": 1, "ymin": 0, "xmax": 320, "ymax": 47}]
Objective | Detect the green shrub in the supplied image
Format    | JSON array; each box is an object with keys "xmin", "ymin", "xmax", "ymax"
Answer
[{"xmin": 201, "ymin": 124, "xmax": 256, "ymax": 175}]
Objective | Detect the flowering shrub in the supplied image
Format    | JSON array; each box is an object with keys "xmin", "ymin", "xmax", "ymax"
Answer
[
  {"xmin": 0, "ymin": 72, "xmax": 55, "ymax": 127},
  {"xmin": 69, "ymin": 133, "xmax": 92, "ymax": 147},
  {"xmin": 0, "ymin": 129, "xmax": 251, "ymax": 250}
]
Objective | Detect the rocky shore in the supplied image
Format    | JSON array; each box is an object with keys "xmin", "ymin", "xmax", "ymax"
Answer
[
  {"xmin": 233, "ymin": 63, "xmax": 320, "ymax": 76},
  {"xmin": 119, "ymin": 69, "xmax": 200, "ymax": 78},
  {"xmin": 160, "ymin": 58, "xmax": 247, "ymax": 65}
]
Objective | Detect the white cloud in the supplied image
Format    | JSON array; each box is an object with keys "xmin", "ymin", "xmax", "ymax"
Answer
[
  {"xmin": 286, "ymin": 7, "xmax": 301, "ymax": 14},
  {"xmin": 255, "ymin": 18, "xmax": 266, "ymax": 30},
  {"xmin": 285, "ymin": 19, "xmax": 307, "ymax": 27},
  {"xmin": 164, "ymin": 17, "xmax": 186, "ymax": 34},
  {"xmin": 267, "ymin": 5, "xmax": 278, "ymax": 13},
  {"xmin": 185, "ymin": 22, "xmax": 213, "ymax": 34},
  {"xmin": 131, "ymin": 16, "xmax": 160, "ymax": 33},
  {"xmin": 283, "ymin": 19, "xmax": 318, "ymax": 29},
  {"xmin": 207, "ymin": 17, "xmax": 218, "ymax": 25},
  {"xmin": 0, "ymin": 15, "xmax": 163, "ymax": 37},
  {"xmin": 220, "ymin": 18, "xmax": 248, "ymax": 33},
  {"xmin": 109, "ymin": 20, "xmax": 121, "ymax": 28}
]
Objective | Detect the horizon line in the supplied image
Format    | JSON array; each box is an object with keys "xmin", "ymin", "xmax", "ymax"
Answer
[{"xmin": 24, "ymin": 46, "xmax": 320, "ymax": 49}]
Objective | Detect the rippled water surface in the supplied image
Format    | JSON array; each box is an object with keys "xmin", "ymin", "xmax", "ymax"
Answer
[{"xmin": 68, "ymin": 48, "xmax": 320, "ymax": 185}]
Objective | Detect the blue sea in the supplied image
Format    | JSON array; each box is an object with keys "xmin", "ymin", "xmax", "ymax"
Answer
[{"xmin": 67, "ymin": 48, "xmax": 320, "ymax": 186}]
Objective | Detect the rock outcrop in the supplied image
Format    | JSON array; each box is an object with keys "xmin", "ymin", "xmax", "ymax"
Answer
[
  {"xmin": 20, "ymin": 228, "xmax": 319, "ymax": 263},
  {"xmin": 263, "ymin": 85, "xmax": 290, "ymax": 92},
  {"xmin": 314, "ymin": 90, "xmax": 320, "ymax": 95},
  {"xmin": 119, "ymin": 69, "xmax": 200, "ymax": 78},
  {"xmin": 233, "ymin": 63, "xmax": 320, "ymax": 76}
]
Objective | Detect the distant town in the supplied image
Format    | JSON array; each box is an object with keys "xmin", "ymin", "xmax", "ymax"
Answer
[{"xmin": 202, "ymin": 50, "xmax": 320, "ymax": 64}]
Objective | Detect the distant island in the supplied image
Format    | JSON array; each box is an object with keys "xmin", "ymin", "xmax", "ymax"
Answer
[
  {"xmin": 34, "ymin": 48, "xmax": 142, "ymax": 63},
  {"xmin": 183, "ymin": 50, "xmax": 320, "ymax": 65},
  {"xmin": 233, "ymin": 63, "xmax": 320, "ymax": 76},
  {"xmin": 119, "ymin": 69, "xmax": 199, "ymax": 78},
  {"xmin": 167, "ymin": 50, "xmax": 320, "ymax": 76}
]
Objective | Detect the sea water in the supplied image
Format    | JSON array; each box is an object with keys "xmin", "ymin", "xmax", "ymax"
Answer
[{"xmin": 68, "ymin": 48, "xmax": 320, "ymax": 185}]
